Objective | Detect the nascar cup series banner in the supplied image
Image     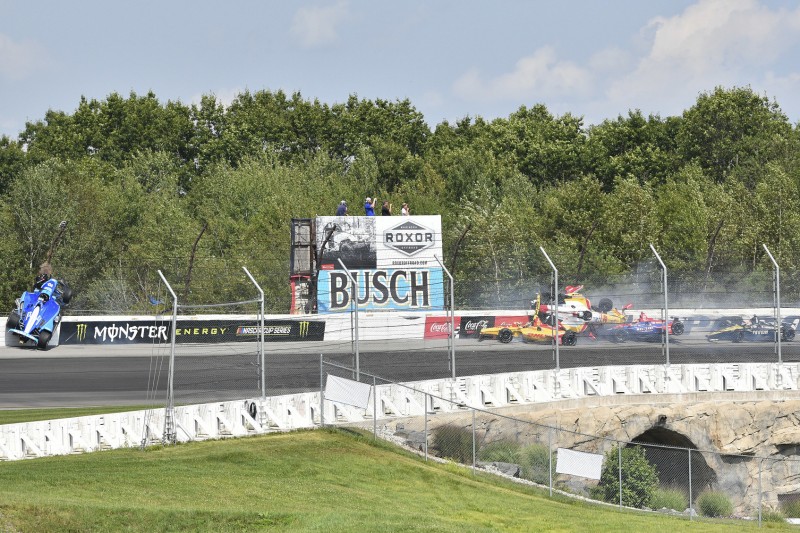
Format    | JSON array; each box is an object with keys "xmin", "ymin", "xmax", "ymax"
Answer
[
  {"xmin": 59, "ymin": 319, "xmax": 325, "ymax": 344},
  {"xmin": 315, "ymin": 215, "xmax": 445, "ymax": 313}
]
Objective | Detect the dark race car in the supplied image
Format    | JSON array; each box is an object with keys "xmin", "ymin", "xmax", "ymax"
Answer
[
  {"xmin": 706, "ymin": 316, "xmax": 796, "ymax": 343},
  {"xmin": 608, "ymin": 312, "xmax": 684, "ymax": 343}
]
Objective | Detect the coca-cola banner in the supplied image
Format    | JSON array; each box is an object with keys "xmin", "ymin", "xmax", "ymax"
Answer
[
  {"xmin": 424, "ymin": 315, "xmax": 460, "ymax": 339},
  {"xmin": 459, "ymin": 316, "xmax": 495, "ymax": 338}
]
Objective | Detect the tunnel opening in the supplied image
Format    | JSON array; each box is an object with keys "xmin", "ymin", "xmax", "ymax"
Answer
[{"xmin": 630, "ymin": 426, "xmax": 717, "ymax": 501}]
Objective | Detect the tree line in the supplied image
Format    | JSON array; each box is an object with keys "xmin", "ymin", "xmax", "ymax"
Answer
[{"xmin": 0, "ymin": 86, "xmax": 798, "ymax": 312}]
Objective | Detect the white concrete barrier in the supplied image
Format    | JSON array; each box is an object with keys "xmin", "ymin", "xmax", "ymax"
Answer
[{"xmin": 3, "ymin": 361, "xmax": 800, "ymax": 461}]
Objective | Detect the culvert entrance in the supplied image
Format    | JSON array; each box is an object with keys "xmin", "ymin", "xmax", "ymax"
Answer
[{"xmin": 630, "ymin": 427, "xmax": 717, "ymax": 498}]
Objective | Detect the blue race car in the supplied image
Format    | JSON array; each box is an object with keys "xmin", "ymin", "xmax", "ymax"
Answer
[
  {"xmin": 6, "ymin": 277, "xmax": 72, "ymax": 350},
  {"xmin": 608, "ymin": 312, "xmax": 684, "ymax": 343}
]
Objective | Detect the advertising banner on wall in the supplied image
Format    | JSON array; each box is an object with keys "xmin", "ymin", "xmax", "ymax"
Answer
[
  {"xmin": 424, "ymin": 315, "xmax": 460, "ymax": 339},
  {"xmin": 315, "ymin": 215, "xmax": 445, "ymax": 312},
  {"xmin": 59, "ymin": 319, "xmax": 325, "ymax": 345}
]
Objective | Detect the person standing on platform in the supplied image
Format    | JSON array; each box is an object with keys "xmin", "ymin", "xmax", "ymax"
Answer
[
  {"xmin": 381, "ymin": 200, "xmax": 392, "ymax": 216},
  {"xmin": 364, "ymin": 197, "xmax": 377, "ymax": 216},
  {"xmin": 336, "ymin": 200, "xmax": 347, "ymax": 216}
]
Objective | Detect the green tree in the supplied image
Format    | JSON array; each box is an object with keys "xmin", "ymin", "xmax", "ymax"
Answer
[
  {"xmin": 585, "ymin": 110, "xmax": 681, "ymax": 189},
  {"xmin": 487, "ymin": 104, "xmax": 587, "ymax": 186},
  {"xmin": 677, "ymin": 86, "xmax": 793, "ymax": 185},
  {"xmin": 597, "ymin": 445, "xmax": 659, "ymax": 509}
]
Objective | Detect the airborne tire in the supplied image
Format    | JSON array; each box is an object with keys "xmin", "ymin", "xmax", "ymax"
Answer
[
  {"xmin": 37, "ymin": 330, "xmax": 52, "ymax": 350},
  {"xmin": 498, "ymin": 328, "xmax": 514, "ymax": 344},
  {"xmin": 596, "ymin": 298, "xmax": 613, "ymax": 313},
  {"xmin": 671, "ymin": 321, "xmax": 685, "ymax": 335},
  {"xmin": 61, "ymin": 286, "xmax": 73, "ymax": 305},
  {"xmin": 6, "ymin": 310, "xmax": 20, "ymax": 330}
]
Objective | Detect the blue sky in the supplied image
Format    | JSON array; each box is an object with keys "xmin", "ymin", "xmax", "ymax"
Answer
[{"xmin": 2, "ymin": 0, "xmax": 800, "ymax": 138}]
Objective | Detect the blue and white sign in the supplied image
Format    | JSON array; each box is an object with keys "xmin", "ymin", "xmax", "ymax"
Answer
[{"xmin": 317, "ymin": 268, "xmax": 444, "ymax": 312}]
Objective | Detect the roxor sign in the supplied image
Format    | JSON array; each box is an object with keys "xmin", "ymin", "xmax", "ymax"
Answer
[{"xmin": 59, "ymin": 319, "xmax": 326, "ymax": 344}]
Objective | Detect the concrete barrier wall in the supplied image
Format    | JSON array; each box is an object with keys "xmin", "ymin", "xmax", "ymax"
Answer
[{"xmin": 3, "ymin": 361, "xmax": 800, "ymax": 461}]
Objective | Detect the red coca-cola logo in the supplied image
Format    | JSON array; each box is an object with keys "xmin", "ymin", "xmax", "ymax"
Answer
[{"xmin": 424, "ymin": 316, "xmax": 459, "ymax": 339}]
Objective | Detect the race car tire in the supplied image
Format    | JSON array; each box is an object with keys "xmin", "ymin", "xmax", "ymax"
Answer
[
  {"xmin": 671, "ymin": 321, "xmax": 685, "ymax": 335},
  {"xmin": 579, "ymin": 310, "xmax": 592, "ymax": 321},
  {"xmin": 611, "ymin": 329, "xmax": 628, "ymax": 343},
  {"xmin": 37, "ymin": 330, "xmax": 51, "ymax": 350},
  {"xmin": 596, "ymin": 298, "xmax": 613, "ymax": 313},
  {"xmin": 562, "ymin": 331, "xmax": 577, "ymax": 346},
  {"xmin": 61, "ymin": 286, "xmax": 73, "ymax": 305},
  {"xmin": 498, "ymin": 328, "xmax": 514, "ymax": 344},
  {"xmin": 6, "ymin": 310, "xmax": 20, "ymax": 330},
  {"xmin": 783, "ymin": 329, "xmax": 795, "ymax": 342},
  {"xmin": 732, "ymin": 330, "xmax": 744, "ymax": 343}
]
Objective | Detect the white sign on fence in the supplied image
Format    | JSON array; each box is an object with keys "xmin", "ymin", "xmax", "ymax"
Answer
[
  {"xmin": 556, "ymin": 448, "xmax": 604, "ymax": 480},
  {"xmin": 324, "ymin": 374, "xmax": 372, "ymax": 409}
]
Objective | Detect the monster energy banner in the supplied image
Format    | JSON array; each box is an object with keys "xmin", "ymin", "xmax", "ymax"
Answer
[{"xmin": 60, "ymin": 319, "xmax": 325, "ymax": 344}]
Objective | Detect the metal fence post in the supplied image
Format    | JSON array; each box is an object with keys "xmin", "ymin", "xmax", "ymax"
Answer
[
  {"xmin": 472, "ymin": 409, "xmax": 476, "ymax": 475},
  {"xmin": 242, "ymin": 267, "xmax": 265, "ymax": 399},
  {"xmin": 319, "ymin": 354, "xmax": 324, "ymax": 428},
  {"xmin": 618, "ymin": 444, "xmax": 623, "ymax": 509},
  {"xmin": 763, "ymin": 244, "xmax": 782, "ymax": 364},
  {"xmin": 548, "ymin": 427, "xmax": 553, "ymax": 497},
  {"xmin": 337, "ymin": 259, "xmax": 359, "ymax": 379},
  {"xmin": 424, "ymin": 393, "xmax": 428, "ymax": 462},
  {"xmin": 434, "ymin": 255, "xmax": 456, "ymax": 379},
  {"xmin": 157, "ymin": 270, "xmax": 177, "ymax": 444},
  {"xmin": 540, "ymin": 247, "xmax": 559, "ymax": 371},
  {"xmin": 373, "ymin": 375, "xmax": 377, "ymax": 440},
  {"xmin": 758, "ymin": 458, "xmax": 763, "ymax": 527},
  {"xmin": 688, "ymin": 448, "xmax": 692, "ymax": 521},
  {"xmin": 650, "ymin": 244, "xmax": 670, "ymax": 366}
]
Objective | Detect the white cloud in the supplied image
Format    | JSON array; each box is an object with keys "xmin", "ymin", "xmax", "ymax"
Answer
[
  {"xmin": 0, "ymin": 33, "xmax": 48, "ymax": 80},
  {"xmin": 604, "ymin": 0, "xmax": 800, "ymax": 116},
  {"xmin": 291, "ymin": 1, "xmax": 350, "ymax": 48},
  {"xmin": 453, "ymin": 47, "xmax": 592, "ymax": 103}
]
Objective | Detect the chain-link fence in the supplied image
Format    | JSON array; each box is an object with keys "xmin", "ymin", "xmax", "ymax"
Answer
[{"xmin": 321, "ymin": 359, "xmax": 800, "ymax": 526}]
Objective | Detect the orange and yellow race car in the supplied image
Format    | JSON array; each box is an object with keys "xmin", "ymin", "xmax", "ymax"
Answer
[
  {"xmin": 477, "ymin": 316, "xmax": 577, "ymax": 346},
  {"xmin": 477, "ymin": 321, "xmax": 530, "ymax": 343},
  {"xmin": 519, "ymin": 316, "xmax": 577, "ymax": 346}
]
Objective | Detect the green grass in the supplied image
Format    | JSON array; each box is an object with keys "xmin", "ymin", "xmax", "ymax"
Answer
[
  {"xmin": 0, "ymin": 427, "xmax": 793, "ymax": 533},
  {"xmin": 0, "ymin": 405, "xmax": 154, "ymax": 426}
]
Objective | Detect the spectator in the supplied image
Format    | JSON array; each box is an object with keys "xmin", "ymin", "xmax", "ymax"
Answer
[
  {"xmin": 401, "ymin": 202, "xmax": 410, "ymax": 216},
  {"xmin": 381, "ymin": 200, "xmax": 392, "ymax": 216},
  {"xmin": 364, "ymin": 197, "xmax": 377, "ymax": 216},
  {"xmin": 336, "ymin": 200, "xmax": 347, "ymax": 216}
]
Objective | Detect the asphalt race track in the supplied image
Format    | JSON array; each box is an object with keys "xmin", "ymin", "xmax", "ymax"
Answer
[{"xmin": 2, "ymin": 331, "xmax": 799, "ymax": 408}]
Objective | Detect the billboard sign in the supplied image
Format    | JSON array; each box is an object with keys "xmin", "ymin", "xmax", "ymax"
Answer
[
  {"xmin": 317, "ymin": 268, "xmax": 444, "ymax": 312},
  {"xmin": 316, "ymin": 215, "xmax": 444, "ymax": 312},
  {"xmin": 59, "ymin": 319, "xmax": 326, "ymax": 344}
]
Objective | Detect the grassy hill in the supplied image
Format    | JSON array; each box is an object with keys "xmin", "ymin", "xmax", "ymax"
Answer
[{"xmin": 0, "ymin": 424, "xmax": 789, "ymax": 532}]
